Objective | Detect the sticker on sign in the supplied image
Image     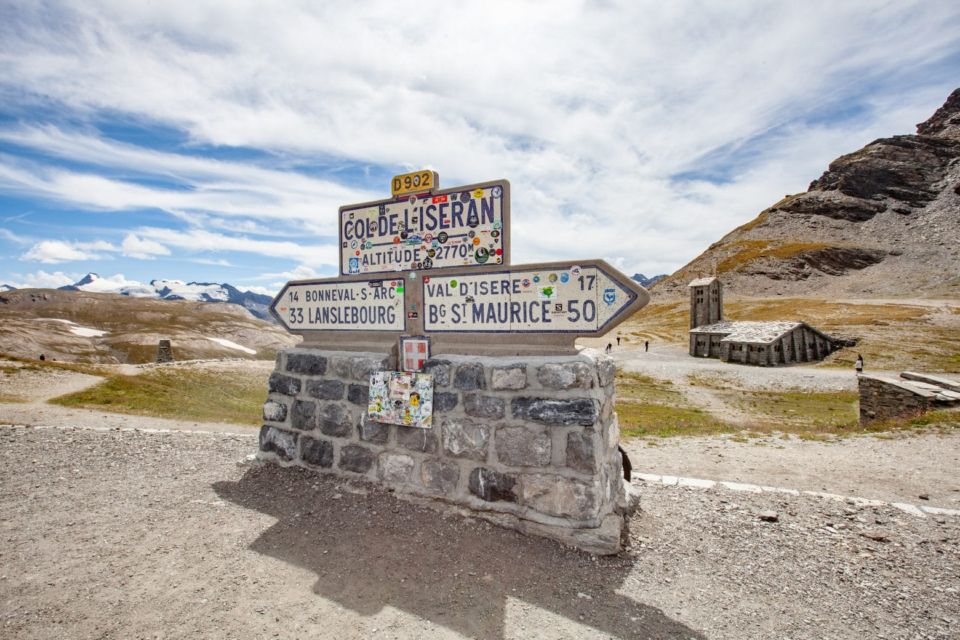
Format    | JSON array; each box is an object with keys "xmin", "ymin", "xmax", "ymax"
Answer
[
  {"xmin": 339, "ymin": 180, "xmax": 509, "ymax": 276},
  {"xmin": 271, "ymin": 279, "xmax": 405, "ymax": 332},
  {"xmin": 422, "ymin": 263, "xmax": 640, "ymax": 334}
]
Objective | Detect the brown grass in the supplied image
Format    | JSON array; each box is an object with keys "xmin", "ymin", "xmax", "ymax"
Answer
[{"xmin": 717, "ymin": 240, "xmax": 834, "ymax": 273}]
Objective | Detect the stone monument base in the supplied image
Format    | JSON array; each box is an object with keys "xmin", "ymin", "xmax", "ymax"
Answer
[{"xmin": 258, "ymin": 347, "xmax": 638, "ymax": 554}]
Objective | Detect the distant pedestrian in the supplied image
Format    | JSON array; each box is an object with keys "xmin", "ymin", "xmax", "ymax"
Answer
[
  {"xmin": 38, "ymin": 353, "xmax": 45, "ymax": 361},
  {"xmin": 616, "ymin": 335, "xmax": 621, "ymax": 346},
  {"xmin": 605, "ymin": 343, "xmax": 612, "ymax": 354},
  {"xmin": 644, "ymin": 340, "xmax": 649, "ymax": 352},
  {"xmin": 855, "ymin": 354, "xmax": 863, "ymax": 373}
]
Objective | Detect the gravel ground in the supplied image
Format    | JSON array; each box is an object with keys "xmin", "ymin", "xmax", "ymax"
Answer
[
  {"xmin": 623, "ymin": 431, "xmax": 960, "ymax": 508},
  {"xmin": 2, "ymin": 424, "xmax": 957, "ymax": 639}
]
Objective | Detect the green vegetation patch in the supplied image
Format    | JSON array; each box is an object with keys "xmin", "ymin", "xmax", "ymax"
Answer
[
  {"xmin": 50, "ymin": 367, "xmax": 270, "ymax": 426},
  {"xmin": 730, "ymin": 389, "xmax": 859, "ymax": 431},
  {"xmin": 615, "ymin": 371, "xmax": 737, "ymax": 438}
]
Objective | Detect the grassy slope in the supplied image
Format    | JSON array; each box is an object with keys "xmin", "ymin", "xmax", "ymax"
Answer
[{"xmin": 50, "ymin": 367, "xmax": 270, "ymax": 426}]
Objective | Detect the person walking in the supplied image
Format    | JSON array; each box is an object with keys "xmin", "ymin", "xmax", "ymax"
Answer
[
  {"xmin": 605, "ymin": 343, "xmax": 612, "ymax": 354},
  {"xmin": 854, "ymin": 354, "xmax": 864, "ymax": 373},
  {"xmin": 644, "ymin": 340, "xmax": 649, "ymax": 352},
  {"xmin": 616, "ymin": 334, "xmax": 621, "ymax": 347}
]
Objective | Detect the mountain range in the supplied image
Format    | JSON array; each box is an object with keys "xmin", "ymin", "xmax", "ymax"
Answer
[
  {"xmin": 654, "ymin": 88, "xmax": 960, "ymax": 298},
  {"xmin": 631, "ymin": 273, "xmax": 667, "ymax": 288},
  {"xmin": 1, "ymin": 273, "xmax": 274, "ymax": 321}
]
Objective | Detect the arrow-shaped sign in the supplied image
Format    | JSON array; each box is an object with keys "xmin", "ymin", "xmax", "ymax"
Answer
[
  {"xmin": 421, "ymin": 260, "xmax": 648, "ymax": 336},
  {"xmin": 271, "ymin": 277, "xmax": 406, "ymax": 333}
]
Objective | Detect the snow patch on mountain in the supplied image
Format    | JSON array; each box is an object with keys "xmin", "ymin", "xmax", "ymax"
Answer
[
  {"xmin": 36, "ymin": 317, "xmax": 109, "ymax": 337},
  {"xmin": 206, "ymin": 337, "xmax": 257, "ymax": 354},
  {"xmin": 152, "ymin": 279, "xmax": 229, "ymax": 302}
]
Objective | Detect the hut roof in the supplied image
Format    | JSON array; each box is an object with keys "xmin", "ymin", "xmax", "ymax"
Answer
[{"xmin": 689, "ymin": 320, "xmax": 805, "ymax": 345}]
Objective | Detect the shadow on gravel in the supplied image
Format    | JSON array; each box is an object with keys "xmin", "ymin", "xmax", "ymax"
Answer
[{"xmin": 215, "ymin": 464, "xmax": 704, "ymax": 639}]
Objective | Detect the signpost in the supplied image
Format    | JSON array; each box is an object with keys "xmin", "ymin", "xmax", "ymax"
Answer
[
  {"xmin": 339, "ymin": 179, "xmax": 509, "ymax": 276},
  {"xmin": 422, "ymin": 262, "xmax": 639, "ymax": 334},
  {"xmin": 273, "ymin": 278, "xmax": 405, "ymax": 332},
  {"xmin": 272, "ymin": 171, "xmax": 649, "ymax": 355}
]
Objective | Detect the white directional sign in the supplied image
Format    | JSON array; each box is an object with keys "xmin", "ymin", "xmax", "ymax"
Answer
[
  {"xmin": 422, "ymin": 263, "xmax": 640, "ymax": 334},
  {"xmin": 339, "ymin": 180, "xmax": 509, "ymax": 276},
  {"xmin": 272, "ymin": 278, "xmax": 406, "ymax": 332}
]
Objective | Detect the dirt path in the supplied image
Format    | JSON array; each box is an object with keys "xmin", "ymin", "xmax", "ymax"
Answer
[
  {"xmin": 1, "ymin": 425, "xmax": 957, "ymax": 640},
  {"xmin": 622, "ymin": 431, "xmax": 960, "ymax": 509},
  {"xmin": 0, "ymin": 362, "xmax": 104, "ymax": 403}
]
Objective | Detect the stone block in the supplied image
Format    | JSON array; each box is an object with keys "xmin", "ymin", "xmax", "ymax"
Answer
[
  {"xmin": 520, "ymin": 474, "xmax": 597, "ymax": 519},
  {"xmin": 442, "ymin": 418, "xmax": 490, "ymax": 461},
  {"xmin": 433, "ymin": 392, "xmax": 459, "ymax": 413},
  {"xmin": 305, "ymin": 379, "xmax": 345, "ymax": 400},
  {"xmin": 268, "ymin": 373, "xmax": 301, "ymax": 396},
  {"xmin": 491, "ymin": 365, "xmax": 527, "ymax": 390},
  {"xmin": 319, "ymin": 403, "xmax": 353, "ymax": 437},
  {"xmin": 495, "ymin": 425, "xmax": 551, "ymax": 467},
  {"xmin": 396, "ymin": 426, "xmax": 438, "ymax": 453},
  {"xmin": 468, "ymin": 467, "xmax": 517, "ymax": 502},
  {"xmin": 420, "ymin": 459, "xmax": 460, "ymax": 493},
  {"xmin": 536, "ymin": 362, "xmax": 593, "ymax": 390},
  {"xmin": 357, "ymin": 415, "xmax": 389, "ymax": 444},
  {"xmin": 422, "ymin": 359, "xmax": 452, "ymax": 386},
  {"xmin": 339, "ymin": 444, "xmax": 375, "ymax": 474},
  {"xmin": 328, "ymin": 356, "xmax": 354, "ymax": 379},
  {"xmin": 259, "ymin": 426, "xmax": 298, "ymax": 461},
  {"xmin": 597, "ymin": 355, "xmax": 616, "ymax": 387},
  {"xmin": 463, "ymin": 393, "xmax": 505, "ymax": 419},
  {"xmin": 286, "ymin": 352, "xmax": 328, "ymax": 376},
  {"xmin": 347, "ymin": 384, "xmax": 369, "ymax": 406},
  {"xmin": 566, "ymin": 431, "xmax": 596, "ymax": 473},
  {"xmin": 262, "ymin": 400, "xmax": 287, "ymax": 422},
  {"xmin": 352, "ymin": 355, "xmax": 390, "ymax": 381},
  {"xmin": 290, "ymin": 400, "xmax": 317, "ymax": 431},
  {"xmin": 378, "ymin": 452, "xmax": 415, "ymax": 483},
  {"xmin": 300, "ymin": 436, "xmax": 334, "ymax": 468},
  {"xmin": 511, "ymin": 397, "xmax": 598, "ymax": 426},
  {"xmin": 453, "ymin": 362, "xmax": 486, "ymax": 390}
]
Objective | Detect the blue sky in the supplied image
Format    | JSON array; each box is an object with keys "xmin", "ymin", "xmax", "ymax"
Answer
[{"xmin": 1, "ymin": 1, "xmax": 959, "ymax": 295}]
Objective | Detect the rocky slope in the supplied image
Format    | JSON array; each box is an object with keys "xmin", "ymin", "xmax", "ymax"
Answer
[
  {"xmin": 656, "ymin": 88, "xmax": 960, "ymax": 298},
  {"xmin": 0, "ymin": 289, "xmax": 297, "ymax": 363}
]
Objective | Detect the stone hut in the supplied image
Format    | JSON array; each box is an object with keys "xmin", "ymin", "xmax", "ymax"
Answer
[
  {"xmin": 687, "ymin": 278, "xmax": 837, "ymax": 365},
  {"xmin": 690, "ymin": 320, "xmax": 834, "ymax": 365},
  {"xmin": 689, "ymin": 276, "xmax": 722, "ymax": 329}
]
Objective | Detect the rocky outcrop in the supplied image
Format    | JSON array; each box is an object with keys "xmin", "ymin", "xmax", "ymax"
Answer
[
  {"xmin": 776, "ymin": 134, "xmax": 960, "ymax": 222},
  {"xmin": 655, "ymin": 88, "xmax": 960, "ymax": 298}
]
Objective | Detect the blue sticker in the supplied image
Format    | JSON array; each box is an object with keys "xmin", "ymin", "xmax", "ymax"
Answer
[
  {"xmin": 560, "ymin": 273, "xmax": 570, "ymax": 284},
  {"xmin": 603, "ymin": 288, "xmax": 616, "ymax": 305},
  {"xmin": 348, "ymin": 257, "xmax": 360, "ymax": 274}
]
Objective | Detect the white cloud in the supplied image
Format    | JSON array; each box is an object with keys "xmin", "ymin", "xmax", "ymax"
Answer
[
  {"xmin": 21, "ymin": 239, "xmax": 116, "ymax": 263},
  {"xmin": 136, "ymin": 227, "xmax": 337, "ymax": 268},
  {"xmin": 0, "ymin": 1, "xmax": 958, "ymax": 277},
  {"xmin": 0, "ymin": 228, "xmax": 30, "ymax": 245},
  {"xmin": 121, "ymin": 233, "xmax": 170, "ymax": 259},
  {"xmin": 258, "ymin": 265, "xmax": 321, "ymax": 281},
  {"xmin": 9, "ymin": 270, "xmax": 79, "ymax": 288}
]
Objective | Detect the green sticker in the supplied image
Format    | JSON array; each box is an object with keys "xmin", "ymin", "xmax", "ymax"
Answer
[
  {"xmin": 449, "ymin": 279, "xmax": 458, "ymax": 288},
  {"xmin": 396, "ymin": 286, "xmax": 404, "ymax": 294}
]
